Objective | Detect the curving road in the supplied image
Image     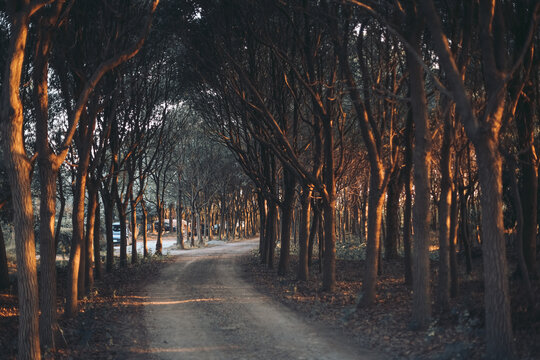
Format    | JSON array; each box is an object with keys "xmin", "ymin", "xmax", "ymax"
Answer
[{"xmin": 136, "ymin": 239, "xmax": 382, "ymax": 360}]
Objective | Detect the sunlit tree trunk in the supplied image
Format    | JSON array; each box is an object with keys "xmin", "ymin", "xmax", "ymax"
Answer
[
  {"xmin": 68, "ymin": 112, "xmax": 95, "ymax": 316},
  {"xmin": 1, "ymin": 17, "xmax": 42, "ymax": 348},
  {"xmin": 437, "ymin": 111, "xmax": 454, "ymax": 311},
  {"xmin": 361, "ymin": 181, "xmax": 384, "ymax": 304},
  {"xmin": 421, "ymin": 0, "xmax": 516, "ymax": 355},
  {"xmin": 33, "ymin": 3, "xmax": 67, "ymax": 347},
  {"xmin": 0, "ymin": 3, "xmax": 42, "ymax": 349},
  {"xmin": 85, "ymin": 184, "xmax": 98, "ymax": 292}
]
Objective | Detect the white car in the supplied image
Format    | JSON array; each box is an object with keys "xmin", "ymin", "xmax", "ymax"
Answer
[{"xmin": 112, "ymin": 222, "xmax": 132, "ymax": 245}]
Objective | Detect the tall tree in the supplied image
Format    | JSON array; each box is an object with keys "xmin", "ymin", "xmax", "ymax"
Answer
[
  {"xmin": 420, "ymin": 0, "xmax": 540, "ymax": 357},
  {"xmin": 1, "ymin": 1, "xmax": 53, "ymax": 357}
]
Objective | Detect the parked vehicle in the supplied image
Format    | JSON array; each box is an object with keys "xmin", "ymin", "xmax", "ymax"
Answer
[
  {"xmin": 112, "ymin": 222, "xmax": 131, "ymax": 245},
  {"xmin": 154, "ymin": 219, "xmax": 177, "ymax": 232}
]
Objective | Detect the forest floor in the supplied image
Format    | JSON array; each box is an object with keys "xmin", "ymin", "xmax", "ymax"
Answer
[
  {"xmin": 243, "ymin": 246, "xmax": 540, "ymax": 359},
  {"xmin": 1, "ymin": 237, "xmax": 539, "ymax": 359}
]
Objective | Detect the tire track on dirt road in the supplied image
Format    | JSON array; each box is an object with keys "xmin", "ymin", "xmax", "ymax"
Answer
[{"xmin": 132, "ymin": 239, "xmax": 383, "ymax": 360}]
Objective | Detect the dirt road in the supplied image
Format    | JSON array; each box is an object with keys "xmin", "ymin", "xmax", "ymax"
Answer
[{"xmin": 138, "ymin": 239, "xmax": 382, "ymax": 360}]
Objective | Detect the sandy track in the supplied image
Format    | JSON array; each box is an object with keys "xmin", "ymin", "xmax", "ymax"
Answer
[{"xmin": 137, "ymin": 239, "xmax": 383, "ymax": 360}]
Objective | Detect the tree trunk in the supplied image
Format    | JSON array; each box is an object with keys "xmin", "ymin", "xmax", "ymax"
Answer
[
  {"xmin": 37, "ymin": 162, "xmax": 60, "ymax": 348},
  {"xmin": 93, "ymin": 197, "xmax": 102, "ymax": 280},
  {"xmin": 385, "ymin": 169, "xmax": 401, "ymax": 260},
  {"xmin": 419, "ymin": 0, "xmax": 515, "ymax": 354},
  {"xmin": 516, "ymin": 92, "xmax": 538, "ymax": 276},
  {"xmin": 307, "ymin": 204, "xmax": 320, "ymax": 268},
  {"xmin": 360, "ymin": 183, "xmax": 384, "ymax": 305},
  {"xmin": 475, "ymin": 139, "xmax": 514, "ymax": 358},
  {"xmin": 190, "ymin": 208, "xmax": 195, "ymax": 247},
  {"xmin": 322, "ymin": 116, "xmax": 337, "ymax": 292},
  {"xmin": 265, "ymin": 201, "xmax": 277, "ymax": 268},
  {"xmin": 102, "ymin": 192, "xmax": 114, "ymax": 272},
  {"xmin": 0, "ymin": 224, "xmax": 9, "ymax": 290},
  {"xmin": 506, "ymin": 156, "xmax": 534, "ymax": 306},
  {"xmin": 197, "ymin": 212, "xmax": 202, "ymax": 245},
  {"xmin": 156, "ymin": 202, "xmax": 163, "ymax": 254},
  {"xmin": 142, "ymin": 200, "xmax": 149, "ymax": 257},
  {"xmin": 318, "ymin": 209, "xmax": 324, "ymax": 274},
  {"xmin": 351, "ymin": 200, "xmax": 359, "ymax": 236},
  {"xmin": 177, "ymin": 201, "xmax": 184, "ymax": 249},
  {"xmin": 130, "ymin": 197, "xmax": 138, "ymax": 264},
  {"xmin": 401, "ymin": 109, "xmax": 414, "ymax": 287},
  {"xmin": 1, "ymin": 145, "xmax": 41, "ymax": 360},
  {"xmin": 278, "ymin": 168, "xmax": 296, "ymax": 276},
  {"xmin": 85, "ymin": 184, "xmax": 98, "ymax": 293},
  {"xmin": 407, "ymin": 25, "xmax": 432, "ymax": 329},
  {"xmin": 449, "ymin": 187, "xmax": 459, "ymax": 298},
  {"xmin": 459, "ymin": 189, "xmax": 473, "ymax": 275},
  {"xmin": 67, "ymin": 139, "xmax": 91, "ymax": 316},
  {"xmin": 360, "ymin": 188, "xmax": 367, "ymax": 242},
  {"xmin": 0, "ymin": 14, "xmax": 41, "ymax": 352},
  {"xmin": 54, "ymin": 170, "xmax": 66, "ymax": 252},
  {"xmin": 437, "ymin": 111, "xmax": 454, "ymax": 311},
  {"xmin": 117, "ymin": 205, "xmax": 128, "ymax": 266},
  {"xmin": 258, "ymin": 195, "xmax": 266, "ymax": 263},
  {"xmin": 298, "ymin": 189, "xmax": 312, "ymax": 281}
]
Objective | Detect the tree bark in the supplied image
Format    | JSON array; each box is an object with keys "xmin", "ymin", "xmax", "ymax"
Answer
[
  {"xmin": 322, "ymin": 116, "xmax": 336, "ymax": 292},
  {"xmin": 93, "ymin": 197, "xmax": 102, "ymax": 280},
  {"xmin": 437, "ymin": 109, "xmax": 454, "ymax": 311},
  {"xmin": 141, "ymin": 200, "xmax": 149, "ymax": 257},
  {"xmin": 449, "ymin": 187, "xmax": 459, "ymax": 298},
  {"xmin": 258, "ymin": 194, "xmax": 266, "ymax": 260},
  {"xmin": 265, "ymin": 201, "xmax": 277, "ymax": 268},
  {"xmin": 115, "ymin": 195, "xmax": 129, "ymax": 266},
  {"xmin": 475, "ymin": 140, "xmax": 514, "ymax": 358},
  {"xmin": 85, "ymin": 183, "xmax": 98, "ymax": 292},
  {"xmin": 130, "ymin": 197, "xmax": 138, "ymax": 264},
  {"xmin": 385, "ymin": 169, "xmax": 401, "ymax": 260},
  {"xmin": 0, "ymin": 223, "xmax": 9, "ymax": 290},
  {"xmin": 406, "ymin": 20, "xmax": 432, "ymax": 329},
  {"xmin": 360, "ymin": 183, "xmax": 384, "ymax": 305},
  {"xmin": 278, "ymin": 168, "xmax": 296, "ymax": 276},
  {"xmin": 54, "ymin": 170, "xmax": 65, "ymax": 252},
  {"xmin": 37, "ymin": 163, "xmax": 60, "ymax": 347},
  {"xmin": 156, "ymin": 201, "xmax": 164, "ymax": 254},
  {"xmin": 307, "ymin": 203, "xmax": 320, "ymax": 268},
  {"xmin": 0, "ymin": 6, "xmax": 42, "ymax": 357},
  {"xmin": 67, "ymin": 121, "xmax": 93, "ymax": 316},
  {"xmin": 297, "ymin": 188, "xmax": 311, "ymax": 281},
  {"xmin": 102, "ymin": 192, "xmax": 114, "ymax": 272},
  {"xmin": 516, "ymin": 90, "xmax": 538, "ymax": 276},
  {"xmin": 420, "ymin": 0, "xmax": 516, "ymax": 355}
]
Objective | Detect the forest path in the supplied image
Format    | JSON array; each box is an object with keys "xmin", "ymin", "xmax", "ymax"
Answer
[{"xmin": 136, "ymin": 238, "xmax": 382, "ymax": 360}]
